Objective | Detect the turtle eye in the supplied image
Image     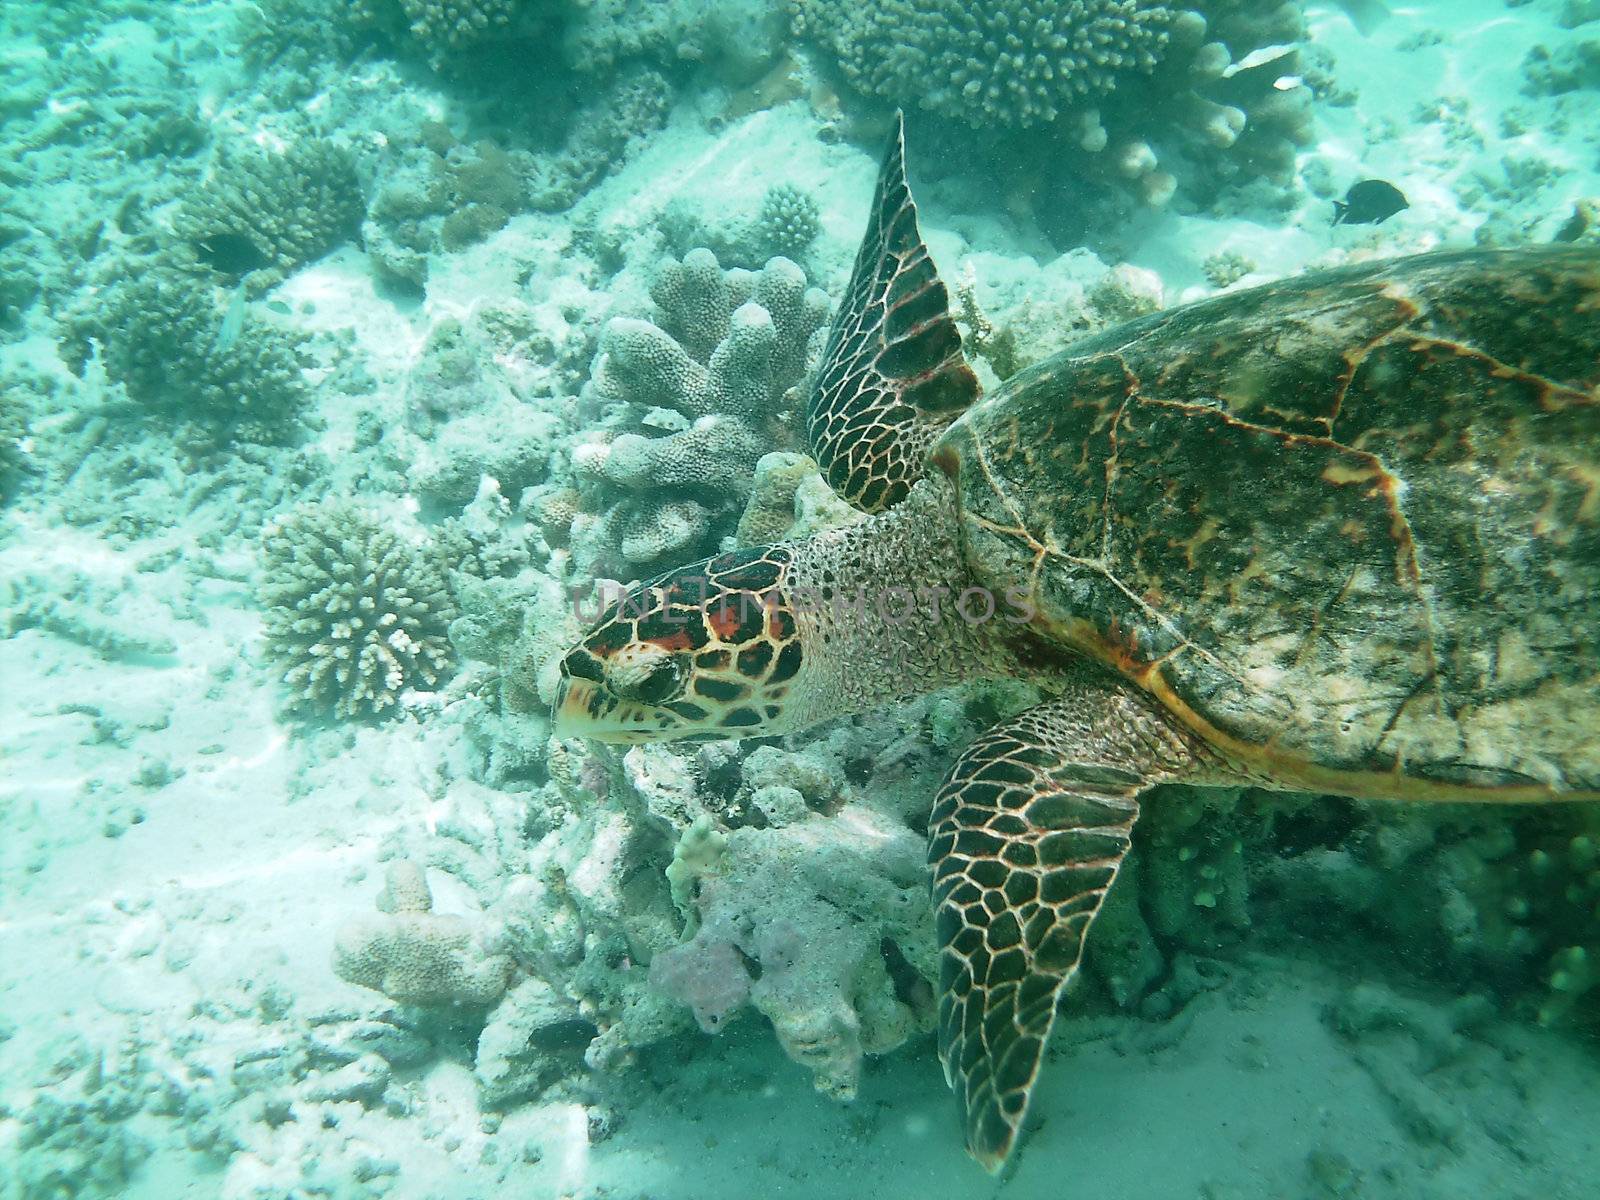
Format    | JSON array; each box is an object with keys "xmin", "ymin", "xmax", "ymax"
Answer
[{"xmin": 631, "ymin": 656, "xmax": 682, "ymax": 704}]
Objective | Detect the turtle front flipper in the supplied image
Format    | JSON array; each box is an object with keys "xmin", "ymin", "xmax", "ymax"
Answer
[
  {"xmin": 929, "ymin": 671, "xmax": 1203, "ymax": 1170},
  {"xmin": 806, "ymin": 111, "xmax": 980, "ymax": 514}
]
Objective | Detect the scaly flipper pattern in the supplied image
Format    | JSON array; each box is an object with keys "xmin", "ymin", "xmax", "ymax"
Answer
[
  {"xmin": 928, "ymin": 668, "xmax": 1203, "ymax": 1169},
  {"xmin": 805, "ymin": 111, "xmax": 980, "ymax": 513}
]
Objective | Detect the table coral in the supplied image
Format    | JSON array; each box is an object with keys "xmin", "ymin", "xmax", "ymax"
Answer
[
  {"xmin": 259, "ymin": 503, "xmax": 457, "ymax": 720},
  {"xmin": 333, "ymin": 859, "xmax": 513, "ymax": 1007}
]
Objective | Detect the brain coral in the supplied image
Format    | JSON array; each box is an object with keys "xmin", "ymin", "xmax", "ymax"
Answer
[{"xmin": 259, "ymin": 503, "xmax": 457, "ymax": 720}]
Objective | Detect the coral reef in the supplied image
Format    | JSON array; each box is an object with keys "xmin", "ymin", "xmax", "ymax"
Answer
[
  {"xmin": 1554, "ymin": 197, "xmax": 1600, "ymax": 244},
  {"xmin": 449, "ymin": 687, "xmax": 999, "ymax": 1110},
  {"xmin": 0, "ymin": 384, "xmax": 32, "ymax": 503},
  {"xmin": 333, "ymin": 859, "xmax": 514, "ymax": 1007},
  {"xmin": 1522, "ymin": 35, "xmax": 1600, "ymax": 95},
  {"xmin": 174, "ymin": 140, "xmax": 364, "ymax": 291},
  {"xmin": 524, "ymin": 67, "xmax": 673, "ymax": 212},
  {"xmin": 10, "ymin": 1040, "xmax": 157, "ymax": 1200},
  {"xmin": 566, "ymin": 249, "xmax": 830, "ymax": 577},
  {"xmin": 351, "ymin": 0, "xmax": 529, "ymax": 65},
  {"xmin": 628, "ymin": 735, "xmax": 942, "ymax": 1101},
  {"xmin": 1, "ymin": 569, "xmax": 179, "ymax": 661},
  {"xmin": 661, "ymin": 180, "xmax": 825, "ymax": 270},
  {"xmin": 799, "ymin": 0, "xmax": 1313, "ymax": 221},
  {"xmin": 259, "ymin": 503, "xmax": 457, "ymax": 719},
  {"xmin": 954, "ymin": 253, "xmax": 1165, "ymax": 385},
  {"xmin": 364, "ymin": 130, "xmax": 534, "ymax": 290},
  {"xmin": 808, "ymin": 0, "xmax": 1182, "ymax": 129},
  {"xmin": 58, "ymin": 269, "xmax": 308, "ymax": 428},
  {"xmin": 749, "ymin": 182, "xmax": 822, "ymax": 263}
]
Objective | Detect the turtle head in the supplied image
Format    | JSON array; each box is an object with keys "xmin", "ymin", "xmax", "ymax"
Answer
[{"xmin": 553, "ymin": 547, "xmax": 806, "ymax": 744}]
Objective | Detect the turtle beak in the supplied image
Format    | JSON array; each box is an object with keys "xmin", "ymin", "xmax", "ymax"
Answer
[
  {"xmin": 552, "ymin": 677, "xmax": 667, "ymax": 744},
  {"xmin": 552, "ymin": 677, "xmax": 598, "ymax": 738}
]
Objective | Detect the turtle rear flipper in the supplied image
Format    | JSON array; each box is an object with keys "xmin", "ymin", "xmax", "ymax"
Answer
[
  {"xmin": 806, "ymin": 111, "xmax": 980, "ymax": 514},
  {"xmin": 929, "ymin": 669, "xmax": 1203, "ymax": 1170}
]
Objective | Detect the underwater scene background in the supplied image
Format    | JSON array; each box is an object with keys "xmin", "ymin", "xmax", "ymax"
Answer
[{"xmin": 2, "ymin": 0, "xmax": 1599, "ymax": 1197}]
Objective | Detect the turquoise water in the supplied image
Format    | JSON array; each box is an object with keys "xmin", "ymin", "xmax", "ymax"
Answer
[{"xmin": 2, "ymin": 2, "xmax": 1598, "ymax": 1197}]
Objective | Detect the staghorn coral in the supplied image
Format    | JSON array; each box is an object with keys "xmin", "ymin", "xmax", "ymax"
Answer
[
  {"xmin": 333, "ymin": 860, "xmax": 513, "ymax": 1007},
  {"xmin": 175, "ymin": 139, "xmax": 364, "ymax": 290},
  {"xmin": 259, "ymin": 503, "xmax": 457, "ymax": 720},
  {"xmin": 566, "ymin": 249, "xmax": 830, "ymax": 577},
  {"xmin": 58, "ymin": 268, "xmax": 307, "ymax": 427}
]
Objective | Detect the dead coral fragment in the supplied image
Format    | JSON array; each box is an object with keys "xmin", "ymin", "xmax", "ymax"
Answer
[
  {"xmin": 334, "ymin": 860, "xmax": 513, "ymax": 1007},
  {"xmin": 259, "ymin": 503, "xmax": 456, "ymax": 720}
]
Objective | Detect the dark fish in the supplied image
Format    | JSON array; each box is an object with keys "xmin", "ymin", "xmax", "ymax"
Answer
[
  {"xmin": 194, "ymin": 231, "xmax": 269, "ymax": 275},
  {"xmin": 1333, "ymin": 179, "xmax": 1409, "ymax": 226}
]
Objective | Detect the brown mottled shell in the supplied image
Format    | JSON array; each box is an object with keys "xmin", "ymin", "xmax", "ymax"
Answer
[{"xmin": 934, "ymin": 247, "xmax": 1600, "ymax": 800}]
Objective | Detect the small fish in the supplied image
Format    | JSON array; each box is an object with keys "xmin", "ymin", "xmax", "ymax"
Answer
[
  {"xmin": 216, "ymin": 284, "xmax": 248, "ymax": 352},
  {"xmin": 1333, "ymin": 179, "xmax": 1409, "ymax": 226},
  {"xmin": 195, "ymin": 231, "xmax": 269, "ymax": 276}
]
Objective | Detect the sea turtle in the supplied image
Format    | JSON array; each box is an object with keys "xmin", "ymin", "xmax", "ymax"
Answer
[{"xmin": 554, "ymin": 115, "xmax": 1600, "ymax": 1169}]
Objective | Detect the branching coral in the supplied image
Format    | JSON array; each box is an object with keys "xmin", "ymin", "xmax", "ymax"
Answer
[
  {"xmin": 58, "ymin": 268, "xmax": 307, "ymax": 427},
  {"xmin": 799, "ymin": 0, "xmax": 1312, "ymax": 214},
  {"xmin": 259, "ymin": 503, "xmax": 457, "ymax": 719},
  {"xmin": 351, "ymin": 0, "xmax": 701, "ymax": 76},
  {"xmin": 175, "ymin": 139, "xmax": 364, "ymax": 290},
  {"xmin": 810, "ymin": 0, "xmax": 1182, "ymax": 129},
  {"xmin": 662, "ymin": 181, "xmax": 825, "ymax": 270},
  {"xmin": 333, "ymin": 860, "xmax": 513, "ymax": 1007},
  {"xmin": 13, "ymin": 1051, "xmax": 156, "ymax": 1200},
  {"xmin": 749, "ymin": 182, "xmax": 821, "ymax": 263},
  {"xmin": 353, "ymin": 0, "xmax": 525, "ymax": 63},
  {"xmin": 566, "ymin": 249, "xmax": 830, "ymax": 576}
]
